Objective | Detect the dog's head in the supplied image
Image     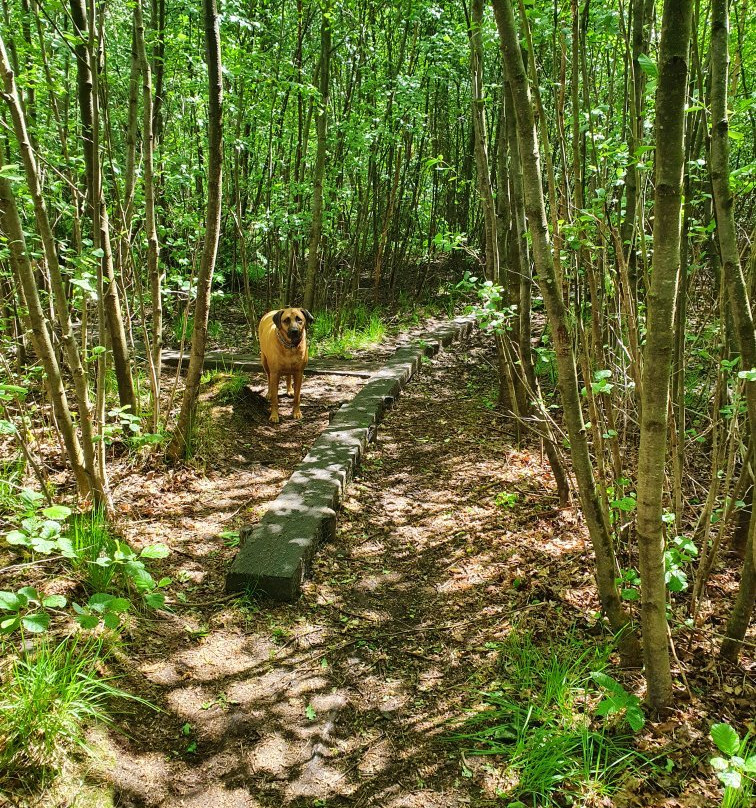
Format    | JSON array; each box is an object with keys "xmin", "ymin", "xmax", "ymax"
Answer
[{"xmin": 272, "ymin": 307, "xmax": 314, "ymax": 347}]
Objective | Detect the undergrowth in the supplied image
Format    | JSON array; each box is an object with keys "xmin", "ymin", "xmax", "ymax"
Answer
[
  {"xmin": 0, "ymin": 636, "xmax": 141, "ymax": 783},
  {"xmin": 447, "ymin": 629, "xmax": 653, "ymax": 807}
]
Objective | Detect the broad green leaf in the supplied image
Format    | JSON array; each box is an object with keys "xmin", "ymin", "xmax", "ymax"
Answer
[
  {"xmin": 42, "ymin": 594, "xmax": 67, "ymax": 609},
  {"xmin": 0, "ymin": 591, "xmax": 23, "ymax": 610},
  {"xmin": 22, "ymin": 612, "xmax": 50, "ymax": 633},
  {"xmin": 41, "ymin": 505, "xmax": 72, "ymax": 520},
  {"xmin": 140, "ymin": 543, "xmax": 170, "ymax": 559},
  {"xmin": 6, "ymin": 530, "xmax": 29, "ymax": 545},
  {"xmin": 144, "ymin": 592, "xmax": 165, "ymax": 610},
  {"xmin": 17, "ymin": 587, "xmax": 38, "ymax": 603},
  {"xmin": 716, "ymin": 770, "xmax": 741, "ymax": 789},
  {"xmin": 0, "ymin": 616, "xmax": 20, "ymax": 633},
  {"xmin": 637, "ymin": 53, "xmax": 658, "ymax": 79},
  {"xmin": 109, "ymin": 598, "xmax": 131, "ymax": 613},
  {"xmin": 711, "ymin": 723, "xmax": 740, "ymax": 756},
  {"xmin": 103, "ymin": 612, "xmax": 121, "ymax": 630},
  {"xmin": 626, "ymin": 706, "xmax": 645, "ymax": 731},
  {"xmin": 76, "ymin": 614, "xmax": 100, "ymax": 630}
]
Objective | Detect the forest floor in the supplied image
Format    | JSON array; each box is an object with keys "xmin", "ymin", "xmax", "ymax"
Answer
[{"xmin": 4, "ymin": 324, "xmax": 755, "ymax": 808}]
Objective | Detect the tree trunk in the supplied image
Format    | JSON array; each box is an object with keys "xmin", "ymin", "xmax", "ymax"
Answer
[
  {"xmin": 491, "ymin": 0, "xmax": 640, "ymax": 664},
  {"xmin": 302, "ymin": 7, "xmax": 330, "ymax": 311},
  {"xmin": 166, "ymin": 0, "xmax": 223, "ymax": 461},
  {"xmin": 134, "ymin": 0, "xmax": 162, "ymax": 430},
  {"xmin": 0, "ymin": 154, "xmax": 91, "ymax": 499},
  {"xmin": 635, "ymin": 0, "xmax": 693, "ymax": 710},
  {"xmin": 0, "ymin": 33, "xmax": 109, "ymax": 507},
  {"xmin": 709, "ymin": 0, "xmax": 756, "ymax": 662},
  {"xmin": 69, "ymin": 0, "xmax": 137, "ymax": 417}
]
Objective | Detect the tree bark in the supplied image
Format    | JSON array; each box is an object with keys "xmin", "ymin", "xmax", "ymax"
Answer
[
  {"xmin": 303, "ymin": 6, "xmax": 330, "ymax": 311},
  {"xmin": 134, "ymin": 0, "xmax": 162, "ymax": 430},
  {"xmin": 0, "ymin": 154, "xmax": 91, "ymax": 499},
  {"xmin": 635, "ymin": 0, "xmax": 693, "ymax": 709},
  {"xmin": 709, "ymin": 0, "xmax": 756, "ymax": 661},
  {"xmin": 491, "ymin": 0, "xmax": 640, "ymax": 664},
  {"xmin": 166, "ymin": 0, "xmax": 223, "ymax": 460},
  {"xmin": 69, "ymin": 0, "xmax": 137, "ymax": 417},
  {"xmin": 0, "ymin": 33, "xmax": 109, "ymax": 507}
]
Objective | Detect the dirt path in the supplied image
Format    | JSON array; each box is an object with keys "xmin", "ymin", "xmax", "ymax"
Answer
[
  {"xmin": 79, "ymin": 330, "xmax": 751, "ymax": 808},
  {"xmin": 88, "ymin": 331, "xmax": 567, "ymax": 807}
]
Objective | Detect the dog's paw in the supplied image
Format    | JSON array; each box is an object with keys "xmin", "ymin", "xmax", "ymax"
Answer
[
  {"xmin": 269, "ymin": 412, "xmax": 280, "ymax": 423},
  {"xmin": 293, "ymin": 409, "xmax": 302, "ymax": 420}
]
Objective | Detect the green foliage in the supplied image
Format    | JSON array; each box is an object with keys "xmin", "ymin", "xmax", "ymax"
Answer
[
  {"xmin": 310, "ymin": 305, "xmax": 386, "ymax": 358},
  {"xmin": 216, "ymin": 373, "xmax": 248, "ymax": 404},
  {"xmin": 590, "ymin": 672, "xmax": 645, "ymax": 732},
  {"xmin": 494, "ymin": 491, "xmax": 518, "ymax": 509},
  {"xmin": 4, "ymin": 503, "xmax": 73, "ymax": 556},
  {"xmin": 664, "ymin": 534, "xmax": 698, "ymax": 594},
  {"xmin": 0, "ymin": 587, "xmax": 67, "ymax": 635},
  {"xmin": 71, "ymin": 593, "xmax": 132, "ymax": 631},
  {"xmin": 0, "ymin": 637, "xmax": 141, "ymax": 778},
  {"xmin": 710, "ymin": 723, "xmax": 756, "ymax": 807},
  {"xmin": 447, "ymin": 630, "xmax": 648, "ymax": 806}
]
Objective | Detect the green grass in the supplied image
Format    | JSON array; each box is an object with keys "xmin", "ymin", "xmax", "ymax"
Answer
[
  {"xmin": 216, "ymin": 372, "xmax": 247, "ymax": 404},
  {"xmin": 0, "ymin": 636, "xmax": 140, "ymax": 781},
  {"xmin": 447, "ymin": 629, "xmax": 651, "ymax": 806},
  {"xmin": 66, "ymin": 509, "xmax": 118, "ymax": 593},
  {"xmin": 310, "ymin": 305, "xmax": 386, "ymax": 358}
]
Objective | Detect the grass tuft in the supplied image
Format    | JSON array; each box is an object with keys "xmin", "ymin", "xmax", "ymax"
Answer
[
  {"xmin": 0, "ymin": 637, "xmax": 141, "ymax": 781},
  {"xmin": 447, "ymin": 629, "xmax": 651, "ymax": 806}
]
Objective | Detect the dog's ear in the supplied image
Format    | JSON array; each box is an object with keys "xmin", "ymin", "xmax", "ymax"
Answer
[
  {"xmin": 302, "ymin": 309, "xmax": 314, "ymax": 327},
  {"xmin": 272, "ymin": 310, "xmax": 284, "ymax": 329}
]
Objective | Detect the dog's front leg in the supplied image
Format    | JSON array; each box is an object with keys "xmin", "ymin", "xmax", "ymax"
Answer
[
  {"xmin": 268, "ymin": 370, "xmax": 280, "ymax": 423},
  {"xmin": 292, "ymin": 371, "xmax": 303, "ymax": 419}
]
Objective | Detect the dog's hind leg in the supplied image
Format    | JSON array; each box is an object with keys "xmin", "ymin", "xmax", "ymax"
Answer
[
  {"xmin": 285, "ymin": 374, "xmax": 293, "ymax": 397},
  {"xmin": 292, "ymin": 371, "xmax": 303, "ymax": 419}
]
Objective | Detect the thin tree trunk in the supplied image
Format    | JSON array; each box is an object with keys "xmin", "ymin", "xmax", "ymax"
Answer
[
  {"xmin": 0, "ymin": 154, "xmax": 91, "ymax": 499},
  {"xmin": 166, "ymin": 0, "xmax": 223, "ymax": 461},
  {"xmin": 709, "ymin": 0, "xmax": 756, "ymax": 661},
  {"xmin": 635, "ymin": 0, "xmax": 693, "ymax": 710},
  {"xmin": 0, "ymin": 33, "xmax": 109, "ymax": 507},
  {"xmin": 69, "ymin": 0, "xmax": 137, "ymax": 417},
  {"xmin": 303, "ymin": 7, "xmax": 330, "ymax": 311},
  {"xmin": 491, "ymin": 0, "xmax": 640, "ymax": 664},
  {"xmin": 134, "ymin": 0, "xmax": 162, "ymax": 430}
]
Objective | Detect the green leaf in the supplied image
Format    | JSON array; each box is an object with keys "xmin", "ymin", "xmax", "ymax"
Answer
[
  {"xmin": 0, "ymin": 419, "xmax": 17, "ymax": 435},
  {"xmin": 591, "ymin": 671, "xmax": 626, "ymax": 695},
  {"xmin": 144, "ymin": 592, "xmax": 165, "ymax": 610},
  {"xmin": 42, "ymin": 594, "xmax": 67, "ymax": 609},
  {"xmin": 17, "ymin": 587, "xmax": 39, "ymax": 603},
  {"xmin": 637, "ymin": 53, "xmax": 658, "ymax": 79},
  {"xmin": 140, "ymin": 543, "xmax": 170, "ymax": 559},
  {"xmin": 103, "ymin": 612, "xmax": 121, "ymax": 630},
  {"xmin": 305, "ymin": 704, "xmax": 317, "ymax": 721},
  {"xmin": 0, "ymin": 591, "xmax": 23, "ymax": 611},
  {"xmin": 626, "ymin": 706, "xmax": 645, "ymax": 731},
  {"xmin": 0, "ymin": 163, "xmax": 24, "ymax": 182},
  {"xmin": 22, "ymin": 612, "xmax": 50, "ymax": 633},
  {"xmin": 76, "ymin": 614, "xmax": 100, "ymax": 630},
  {"xmin": 717, "ymin": 769, "xmax": 742, "ymax": 789},
  {"xmin": 108, "ymin": 598, "xmax": 131, "ymax": 613},
  {"xmin": 711, "ymin": 723, "xmax": 741, "ymax": 756},
  {"xmin": 41, "ymin": 505, "xmax": 72, "ymax": 520},
  {"xmin": 6, "ymin": 530, "xmax": 29, "ymax": 545},
  {"xmin": 0, "ymin": 616, "xmax": 20, "ymax": 633}
]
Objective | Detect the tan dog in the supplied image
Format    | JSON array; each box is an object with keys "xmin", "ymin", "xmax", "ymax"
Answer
[{"xmin": 258, "ymin": 307, "xmax": 314, "ymax": 423}]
